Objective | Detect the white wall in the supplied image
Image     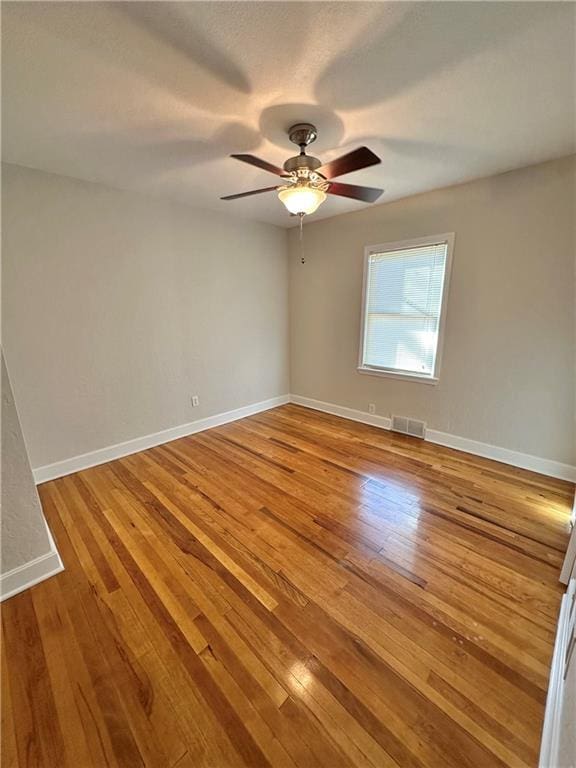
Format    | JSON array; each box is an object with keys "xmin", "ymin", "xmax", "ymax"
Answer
[
  {"xmin": 289, "ymin": 155, "xmax": 575, "ymax": 466},
  {"xmin": 1, "ymin": 355, "xmax": 50, "ymax": 573},
  {"xmin": 4, "ymin": 156, "xmax": 575, "ymax": 474},
  {"xmin": 2, "ymin": 163, "xmax": 289, "ymax": 470}
]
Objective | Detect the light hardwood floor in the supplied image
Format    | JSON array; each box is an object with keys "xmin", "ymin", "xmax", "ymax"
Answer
[{"xmin": 2, "ymin": 404, "xmax": 573, "ymax": 768}]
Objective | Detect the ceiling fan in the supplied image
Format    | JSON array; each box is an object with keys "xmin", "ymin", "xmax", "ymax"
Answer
[{"xmin": 221, "ymin": 123, "xmax": 384, "ymax": 218}]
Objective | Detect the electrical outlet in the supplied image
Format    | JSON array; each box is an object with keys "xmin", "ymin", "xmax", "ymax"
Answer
[
  {"xmin": 368, "ymin": 403, "xmax": 376, "ymax": 414},
  {"xmin": 191, "ymin": 395, "xmax": 199, "ymax": 407}
]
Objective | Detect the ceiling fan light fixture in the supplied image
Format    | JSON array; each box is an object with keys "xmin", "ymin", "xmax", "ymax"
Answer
[
  {"xmin": 278, "ymin": 185, "xmax": 326, "ymax": 215},
  {"xmin": 222, "ymin": 125, "xmax": 383, "ymax": 214}
]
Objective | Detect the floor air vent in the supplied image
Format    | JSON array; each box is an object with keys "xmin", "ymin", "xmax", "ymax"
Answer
[{"xmin": 391, "ymin": 415, "xmax": 426, "ymax": 439}]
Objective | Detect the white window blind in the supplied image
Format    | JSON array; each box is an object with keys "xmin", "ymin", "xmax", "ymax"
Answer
[{"xmin": 360, "ymin": 239, "xmax": 450, "ymax": 380}]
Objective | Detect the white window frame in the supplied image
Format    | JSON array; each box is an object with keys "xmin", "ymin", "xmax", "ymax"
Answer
[{"xmin": 357, "ymin": 233, "xmax": 455, "ymax": 385}]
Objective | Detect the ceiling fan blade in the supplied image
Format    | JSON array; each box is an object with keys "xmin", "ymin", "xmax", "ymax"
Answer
[
  {"xmin": 327, "ymin": 181, "xmax": 384, "ymax": 203},
  {"xmin": 230, "ymin": 154, "xmax": 287, "ymax": 177},
  {"xmin": 318, "ymin": 147, "xmax": 381, "ymax": 179},
  {"xmin": 220, "ymin": 186, "xmax": 278, "ymax": 201}
]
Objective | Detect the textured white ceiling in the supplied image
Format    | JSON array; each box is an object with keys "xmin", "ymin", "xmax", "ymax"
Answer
[{"xmin": 3, "ymin": 2, "xmax": 575, "ymax": 228}]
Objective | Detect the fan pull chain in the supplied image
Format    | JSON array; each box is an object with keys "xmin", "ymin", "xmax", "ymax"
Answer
[{"xmin": 299, "ymin": 212, "xmax": 305, "ymax": 264}]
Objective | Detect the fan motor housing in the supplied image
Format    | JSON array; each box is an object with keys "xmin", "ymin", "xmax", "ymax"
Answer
[{"xmin": 283, "ymin": 154, "xmax": 322, "ymax": 173}]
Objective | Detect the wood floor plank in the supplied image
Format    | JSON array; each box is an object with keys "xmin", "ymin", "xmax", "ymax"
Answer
[
  {"xmin": 2, "ymin": 404, "xmax": 573, "ymax": 767},
  {"xmin": 2, "ymin": 592, "xmax": 67, "ymax": 768},
  {"xmin": 57, "ymin": 473, "xmax": 245, "ymax": 767},
  {"xmin": 1, "ymin": 622, "xmax": 19, "ymax": 768}
]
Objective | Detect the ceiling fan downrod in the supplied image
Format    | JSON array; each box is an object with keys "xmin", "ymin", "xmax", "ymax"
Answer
[{"xmin": 283, "ymin": 124, "xmax": 322, "ymax": 174}]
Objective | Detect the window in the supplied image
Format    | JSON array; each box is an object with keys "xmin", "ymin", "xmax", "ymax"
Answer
[{"xmin": 358, "ymin": 234, "xmax": 454, "ymax": 383}]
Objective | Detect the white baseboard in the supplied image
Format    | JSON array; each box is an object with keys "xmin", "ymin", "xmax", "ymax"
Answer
[
  {"xmin": 31, "ymin": 392, "xmax": 575, "ymax": 485},
  {"xmin": 426, "ymin": 428, "xmax": 576, "ymax": 482},
  {"xmin": 290, "ymin": 394, "xmax": 576, "ymax": 482},
  {"xmin": 33, "ymin": 395, "xmax": 291, "ymax": 484},
  {"xmin": 1, "ymin": 517, "xmax": 64, "ymax": 602},
  {"xmin": 290, "ymin": 394, "xmax": 392, "ymax": 430}
]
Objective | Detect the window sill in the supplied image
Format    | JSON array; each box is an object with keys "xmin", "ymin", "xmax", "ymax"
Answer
[{"xmin": 357, "ymin": 366, "xmax": 439, "ymax": 385}]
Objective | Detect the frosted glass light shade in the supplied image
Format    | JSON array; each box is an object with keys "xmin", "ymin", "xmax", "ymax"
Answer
[{"xmin": 278, "ymin": 185, "xmax": 326, "ymax": 215}]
